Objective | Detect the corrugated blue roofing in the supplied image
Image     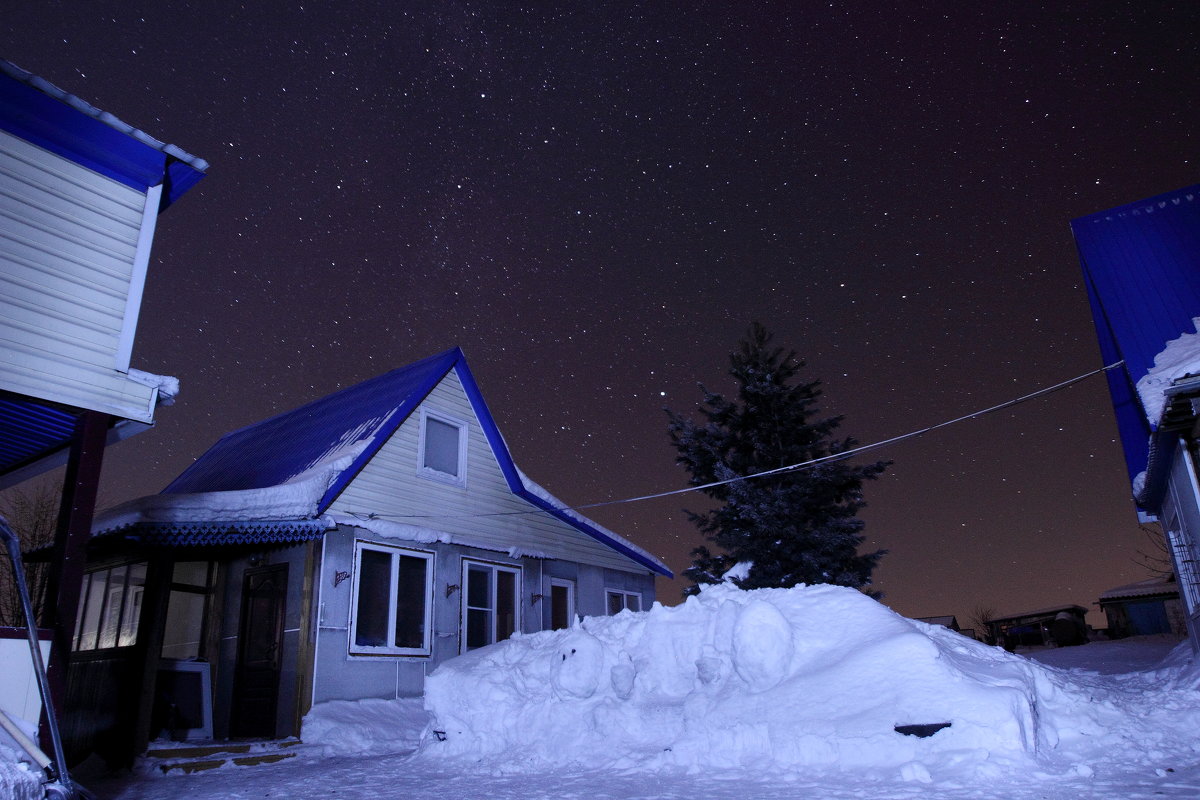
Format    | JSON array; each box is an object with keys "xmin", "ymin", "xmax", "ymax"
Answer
[
  {"xmin": 0, "ymin": 395, "xmax": 79, "ymax": 477},
  {"xmin": 1072, "ymin": 185, "xmax": 1200, "ymax": 499},
  {"xmin": 161, "ymin": 349, "xmax": 672, "ymax": 576},
  {"xmin": 165, "ymin": 348, "xmax": 458, "ymax": 498},
  {"xmin": 0, "ymin": 59, "xmax": 206, "ymax": 208}
]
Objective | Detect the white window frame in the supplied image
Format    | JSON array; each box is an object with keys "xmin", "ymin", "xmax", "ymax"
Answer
[
  {"xmin": 349, "ymin": 541, "xmax": 435, "ymax": 657},
  {"xmin": 460, "ymin": 559, "xmax": 522, "ymax": 654},
  {"xmin": 605, "ymin": 588, "xmax": 642, "ymax": 615},
  {"xmin": 549, "ymin": 578, "xmax": 576, "ymax": 630},
  {"xmin": 417, "ymin": 408, "xmax": 468, "ymax": 486}
]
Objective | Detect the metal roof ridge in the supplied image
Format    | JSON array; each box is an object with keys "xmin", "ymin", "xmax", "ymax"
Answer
[{"xmin": 1, "ymin": 58, "xmax": 208, "ymax": 172}]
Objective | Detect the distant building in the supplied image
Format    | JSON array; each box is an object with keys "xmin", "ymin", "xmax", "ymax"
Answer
[
  {"xmin": 1097, "ymin": 576, "xmax": 1185, "ymax": 638},
  {"xmin": 1072, "ymin": 185, "xmax": 1200, "ymax": 649},
  {"xmin": 985, "ymin": 605, "xmax": 1089, "ymax": 649}
]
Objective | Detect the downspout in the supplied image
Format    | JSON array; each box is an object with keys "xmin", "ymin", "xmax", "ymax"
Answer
[{"xmin": 310, "ymin": 532, "xmax": 327, "ymax": 713}]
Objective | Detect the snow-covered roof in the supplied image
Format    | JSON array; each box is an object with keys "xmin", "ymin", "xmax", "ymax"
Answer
[
  {"xmin": 96, "ymin": 349, "xmax": 671, "ymax": 576},
  {"xmin": 1072, "ymin": 185, "xmax": 1200, "ymax": 509},
  {"xmin": 1098, "ymin": 575, "xmax": 1179, "ymax": 602}
]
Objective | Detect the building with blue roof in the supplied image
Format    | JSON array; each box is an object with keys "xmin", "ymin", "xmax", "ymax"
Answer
[
  {"xmin": 84, "ymin": 348, "xmax": 671, "ymax": 755},
  {"xmin": 1073, "ymin": 184, "xmax": 1200, "ymax": 647},
  {"xmin": 0, "ymin": 59, "xmax": 206, "ymax": 770}
]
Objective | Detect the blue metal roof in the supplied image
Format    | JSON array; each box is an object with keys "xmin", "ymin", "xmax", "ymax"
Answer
[
  {"xmin": 0, "ymin": 394, "xmax": 79, "ymax": 477},
  {"xmin": 1072, "ymin": 185, "xmax": 1200, "ymax": 504},
  {"xmin": 0, "ymin": 60, "xmax": 206, "ymax": 209},
  {"xmin": 165, "ymin": 349, "xmax": 459, "ymax": 498},
  {"xmin": 162, "ymin": 349, "xmax": 673, "ymax": 576}
]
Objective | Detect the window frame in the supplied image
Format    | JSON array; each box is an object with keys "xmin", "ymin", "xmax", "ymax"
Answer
[
  {"xmin": 73, "ymin": 561, "xmax": 147, "ymax": 652},
  {"xmin": 348, "ymin": 541, "xmax": 435, "ymax": 658},
  {"xmin": 549, "ymin": 578, "xmax": 576, "ymax": 630},
  {"xmin": 460, "ymin": 558, "xmax": 522, "ymax": 654},
  {"xmin": 417, "ymin": 408, "xmax": 468, "ymax": 486},
  {"xmin": 605, "ymin": 588, "xmax": 642, "ymax": 615}
]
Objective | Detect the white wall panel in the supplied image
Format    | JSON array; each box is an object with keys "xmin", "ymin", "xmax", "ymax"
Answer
[{"xmin": 0, "ymin": 127, "xmax": 161, "ymax": 421}]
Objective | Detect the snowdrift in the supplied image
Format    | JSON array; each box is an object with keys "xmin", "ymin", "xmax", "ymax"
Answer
[{"xmin": 420, "ymin": 584, "xmax": 1064, "ymax": 775}]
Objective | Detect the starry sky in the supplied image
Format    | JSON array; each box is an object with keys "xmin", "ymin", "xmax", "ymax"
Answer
[{"xmin": 5, "ymin": 2, "xmax": 1198, "ymax": 629}]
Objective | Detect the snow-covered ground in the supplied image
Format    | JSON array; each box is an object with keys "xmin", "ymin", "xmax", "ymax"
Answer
[{"xmin": 12, "ymin": 584, "xmax": 1200, "ymax": 799}]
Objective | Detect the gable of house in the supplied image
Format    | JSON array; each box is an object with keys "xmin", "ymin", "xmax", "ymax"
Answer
[{"xmin": 326, "ymin": 366, "xmax": 662, "ymax": 574}]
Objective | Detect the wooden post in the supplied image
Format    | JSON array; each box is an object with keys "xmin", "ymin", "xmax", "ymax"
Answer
[
  {"xmin": 42, "ymin": 410, "xmax": 108, "ymax": 751},
  {"xmin": 130, "ymin": 556, "xmax": 172, "ymax": 759}
]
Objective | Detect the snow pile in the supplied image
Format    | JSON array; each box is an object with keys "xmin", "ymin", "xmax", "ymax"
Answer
[
  {"xmin": 420, "ymin": 584, "xmax": 1068, "ymax": 777},
  {"xmin": 1136, "ymin": 318, "xmax": 1200, "ymax": 425},
  {"xmin": 0, "ymin": 745, "xmax": 41, "ymax": 800},
  {"xmin": 301, "ymin": 697, "xmax": 429, "ymax": 757},
  {"xmin": 127, "ymin": 369, "xmax": 181, "ymax": 406}
]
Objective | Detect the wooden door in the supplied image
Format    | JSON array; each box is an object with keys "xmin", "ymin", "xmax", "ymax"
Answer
[{"xmin": 231, "ymin": 563, "xmax": 287, "ymax": 738}]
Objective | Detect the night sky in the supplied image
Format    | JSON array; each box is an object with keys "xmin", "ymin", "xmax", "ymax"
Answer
[{"xmin": 5, "ymin": 3, "xmax": 1198, "ymax": 629}]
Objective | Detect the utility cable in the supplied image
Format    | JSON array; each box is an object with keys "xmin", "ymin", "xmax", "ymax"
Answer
[{"xmin": 351, "ymin": 360, "xmax": 1124, "ymax": 522}]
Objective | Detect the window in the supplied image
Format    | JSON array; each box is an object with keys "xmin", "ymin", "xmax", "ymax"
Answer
[
  {"xmin": 462, "ymin": 560, "xmax": 521, "ymax": 652},
  {"xmin": 550, "ymin": 579, "xmax": 575, "ymax": 630},
  {"xmin": 418, "ymin": 409, "xmax": 467, "ymax": 484},
  {"xmin": 350, "ymin": 542, "xmax": 434, "ymax": 656},
  {"xmin": 73, "ymin": 562, "xmax": 146, "ymax": 651},
  {"xmin": 162, "ymin": 561, "xmax": 215, "ymax": 660},
  {"xmin": 606, "ymin": 589, "xmax": 641, "ymax": 615}
]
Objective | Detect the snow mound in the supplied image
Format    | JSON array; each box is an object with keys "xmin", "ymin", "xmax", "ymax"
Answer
[
  {"xmin": 0, "ymin": 745, "xmax": 41, "ymax": 800},
  {"xmin": 420, "ymin": 584, "xmax": 1062, "ymax": 775},
  {"xmin": 301, "ymin": 697, "xmax": 429, "ymax": 757}
]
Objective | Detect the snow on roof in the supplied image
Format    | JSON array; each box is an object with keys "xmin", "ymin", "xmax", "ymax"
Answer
[
  {"xmin": 1136, "ymin": 318, "xmax": 1200, "ymax": 427},
  {"xmin": 126, "ymin": 369, "xmax": 180, "ymax": 406},
  {"xmin": 1099, "ymin": 575, "xmax": 1179, "ymax": 602},
  {"xmin": 516, "ymin": 468, "xmax": 670, "ymax": 574},
  {"xmin": 323, "ymin": 514, "xmax": 554, "ymax": 560},
  {"xmin": 92, "ymin": 445, "xmax": 366, "ymax": 535},
  {"xmin": 0, "ymin": 59, "xmax": 208, "ymax": 172}
]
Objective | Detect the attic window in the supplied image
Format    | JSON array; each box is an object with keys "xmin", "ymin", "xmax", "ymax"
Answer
[{"xmin": 419, "ymin": 410, "xmax": 467, "ymax": 484}]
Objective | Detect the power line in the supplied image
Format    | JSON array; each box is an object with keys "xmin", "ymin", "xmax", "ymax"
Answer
[
  {"xmin": 353, "ymin": 360, "xmax": 1123, "ymax": 522},
  {"xmin": 570, "ymin": 360, "xmax": 1124, "ymax": 511}
]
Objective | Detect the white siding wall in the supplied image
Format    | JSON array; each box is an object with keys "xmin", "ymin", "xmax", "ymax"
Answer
[
  {"xmin": 328, "ymin": 368, "xmax": 651, "ymax": 574},
  {"xmin": 0, "ymin": 128, "xmax": 159, "ymax": 421}
]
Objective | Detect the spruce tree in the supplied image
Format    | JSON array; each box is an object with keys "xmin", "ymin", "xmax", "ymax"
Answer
[{"xmin": 666, "ymin": 323, "xmax": 888, "ymax": 596}]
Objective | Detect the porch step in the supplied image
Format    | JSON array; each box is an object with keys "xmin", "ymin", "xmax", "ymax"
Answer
[{"xmin": 143, "ymin": 738, "xmax": 304, "ymax": 774}]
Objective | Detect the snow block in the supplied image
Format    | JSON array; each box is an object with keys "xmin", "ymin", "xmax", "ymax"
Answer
[{"xmin": 419, "ymin": 584, "xmax": 1063, "ymax": 774}]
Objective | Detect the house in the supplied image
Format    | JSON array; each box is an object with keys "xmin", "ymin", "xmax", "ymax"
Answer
[
  {"xmin": 0, "ymin": 59, "xmax": 205, "ymax": 759},
  {"xmin": 1072, "ymin": 185, "xmax": 1200, "ymax": 648},
  {"xmin": 984, "ymin": 605, "xmax": 1089, "ymax": 650},
  {"xmin": 79, "ymin": 347, "xmax": 672, "ymax": 763},
  {"xmin": 1097, "ymin": 576, "xmax": 1185, "ymax": 639}
]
